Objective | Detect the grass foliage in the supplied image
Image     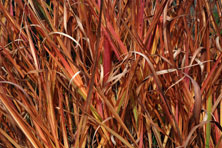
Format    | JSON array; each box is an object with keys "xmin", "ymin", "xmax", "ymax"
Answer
[{"xmin": 0, "ymin": 0, "xmax": 222, "ymax": 147}]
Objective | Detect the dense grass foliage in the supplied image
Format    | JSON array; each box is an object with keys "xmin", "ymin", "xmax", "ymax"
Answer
[{"xmin": 0, "ymin": 0, "xmax": 222, "ymax": 147}]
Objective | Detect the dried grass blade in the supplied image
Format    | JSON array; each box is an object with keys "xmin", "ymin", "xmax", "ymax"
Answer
[
  {"xmin": 64, "ymin": 0, "xmax": 68, "ymax": 32},
  {"xmin": 216, "ymin": 36, "xmax": 222, "ymax": 52},
  {"xmin": 0, "ymin": 89, "xmax": 42, "ymax": 148},
  {"xmin": 183, "ymin": 73, "xmax": 202, "ymax": 124},
  {"xmin": 206, "ymin": 91, "xmax": 212, "ymax": 148},
  {"xmin": 25, "ymin": 22, "xmax": 39, "ymax": 70},
  {"xmin": 58, "ymin": 88, "xmax": 69, "ymax": 148},
  {"xmin": 46, "ymin": 79, "xmax": 60, "ymax": 148},
  {"xmin": 0, "ymin": 128, "xmax": 21, "ymax": 148}
]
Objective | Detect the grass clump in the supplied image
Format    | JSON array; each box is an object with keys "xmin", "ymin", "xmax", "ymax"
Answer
[{"xmin": 0, "ymin": 0, "xmax": 222, "ymax": 147}]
